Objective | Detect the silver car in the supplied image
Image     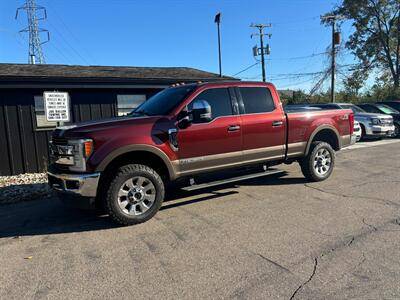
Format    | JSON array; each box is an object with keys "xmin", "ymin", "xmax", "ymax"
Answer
[
  {"xmin": 338, "ymin": 104, "xmax": 395, "ymax": 140},
  {"xmin": 285, "ymin": 103, "xmax": 395, "ymax": 140}
]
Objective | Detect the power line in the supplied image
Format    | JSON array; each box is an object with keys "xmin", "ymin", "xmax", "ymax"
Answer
[
  {"xmin": 45, "ymin": 1, "xmax": 96, "ymax": 64},
  {"xmin": 272, "ymin": 15, "xmax": 320, "ymax": 26},
  {"xmin": 46, "ymin": 19, "xmax": 91, "ymax": 65},
  {"xmin": 16, "ymin": 0, "xmax": 49, "ymax": 64},
  {"xmin": 232, "ymin": 62, "xmax": 260, "ymax": 77},
  {"xmin": 268, "ymin": 71, "xmax": 326, "ymax": 78},
  {"xmin": 268, "ymin": 51, "xmax": 329, "ymax": 61}
]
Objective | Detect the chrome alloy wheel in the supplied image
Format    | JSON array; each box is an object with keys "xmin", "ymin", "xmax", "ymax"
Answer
[
  {"xmin": 117, "ymin": 176, "xmax": 156, "ymax": 216},
  {"xmin": 313, "ymin": 148, "xmax": 332, "ymax": 176}
]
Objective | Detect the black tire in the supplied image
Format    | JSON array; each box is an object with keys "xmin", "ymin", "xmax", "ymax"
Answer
[
  {"xmin": 394, "ymin": 123, "xmax": 400, "ymax": 138},
  {"xmin": 360, "ymin": 124, "xmax": 366, "ymax": 141},
  {"xmin": 105, "ymin": 164, "xmax": 165, "ymax": 226},
  {"xmin": 300, "ymin": 141, "xmax": 335, "ymax": 182}
]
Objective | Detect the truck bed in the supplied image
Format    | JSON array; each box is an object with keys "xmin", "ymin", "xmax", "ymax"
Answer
[{"xmin": 284, "ymin": 108, "xmax": 353, "ymax": 159}]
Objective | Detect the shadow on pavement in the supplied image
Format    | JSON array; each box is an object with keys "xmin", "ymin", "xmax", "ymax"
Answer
[{"xmin": 0, "ymin": 171, "xmax": 307, "ymax": 238}]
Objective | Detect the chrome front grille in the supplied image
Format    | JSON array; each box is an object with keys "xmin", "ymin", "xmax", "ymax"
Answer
[
  {"xmin": 380, "ymin": 118, "xmax": 393, "ymax": 126},
  {"xmin": 52, "ymin": 136, "xmax": 68, "ymax": 145}
]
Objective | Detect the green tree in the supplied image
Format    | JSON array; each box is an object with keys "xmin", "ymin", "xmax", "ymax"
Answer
[{"xmin": 326, "ymin": 0, "xmax": 400, "ymax": 89}]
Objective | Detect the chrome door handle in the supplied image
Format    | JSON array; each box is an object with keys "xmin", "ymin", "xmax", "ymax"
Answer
[
  {"xmin": 228, "ymin": 125, "xmax": 240, "ymax": 132},
  {"xmin": 272, "ymin": 121, "xmax": 283, "ymax": 127}
]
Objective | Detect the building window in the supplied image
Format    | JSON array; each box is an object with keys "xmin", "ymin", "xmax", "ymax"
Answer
[
  {"xmin": 34, "ymin": 96, "xmax": 57, "ymax": 128},
  {"xmin": 117, "ymin": 94, "xmax": 147, "ymax": 116}
]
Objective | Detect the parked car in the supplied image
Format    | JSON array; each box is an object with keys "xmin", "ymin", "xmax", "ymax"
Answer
[
  {"xmin": 48, "ymin": 81, "xmax": 355, "ymax": 225},
  {"xmin": 378, "ymin": 100, "xmax": 400, "ymax": 112},
  {"xmin": 356, "ymin": 103, "xmax": 400, "ymax": 137},
  {"xmin": 289, "ymin": 103, "xmax": 394, "ymax": 140},
  {"xmin": 354, "ymin": 120, "xmax": 362, "ymax": 141}
]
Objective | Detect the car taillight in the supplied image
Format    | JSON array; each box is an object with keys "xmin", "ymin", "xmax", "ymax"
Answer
[{"xmin": 349, "ymin": 113, "xmax": 354, "ymax": 135}]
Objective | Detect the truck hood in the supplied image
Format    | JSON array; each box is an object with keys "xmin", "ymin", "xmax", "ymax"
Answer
[{"xmin": 53, "ymin": 115, "xmax": 164, "ymax": 139}]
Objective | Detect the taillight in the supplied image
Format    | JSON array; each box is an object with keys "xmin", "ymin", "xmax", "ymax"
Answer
[{"xmin": 349, "ymin": 113, "xmax": 354, "ymax": 135}]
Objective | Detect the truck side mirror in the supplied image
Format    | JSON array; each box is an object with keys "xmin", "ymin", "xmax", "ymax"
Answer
[{"xmin": 191, "ymin": 99, "xmax": 212, "ymax": 123}]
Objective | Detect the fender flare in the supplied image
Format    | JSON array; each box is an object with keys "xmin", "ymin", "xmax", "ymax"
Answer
[
  {"xmin": 96, "ymin": 144, "xmax": 177, "ymax": 180},
  {"xmin": 305, "ymin": 125, "xmax": 341, "ymax": 155}
]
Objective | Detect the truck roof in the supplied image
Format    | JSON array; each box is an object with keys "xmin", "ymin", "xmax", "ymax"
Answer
[{"xmin": 170, "ymin": 81, "xmax": 275, "ymax": 89}]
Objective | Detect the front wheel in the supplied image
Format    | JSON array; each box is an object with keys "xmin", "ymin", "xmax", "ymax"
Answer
[
  {"xmin": 105, "ymin": 164, "xmax": 165, "ymax": 226},
  {"xmin": 300, "ymin": 141, "xmax": 335, "ymax": 182}
]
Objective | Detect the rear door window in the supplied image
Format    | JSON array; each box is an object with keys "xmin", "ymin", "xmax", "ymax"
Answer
[{"xmin": 239, "ymin": 87, "xmax": 275, "ymax": 114}]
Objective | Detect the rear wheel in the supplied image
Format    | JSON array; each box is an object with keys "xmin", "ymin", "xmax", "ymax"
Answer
[
  {"xmin": 300, "ymin": 141, "xmax": 335, "ymax": 182},
  {"xmin": 105, "ymin": 164, "xmax": 165, "ymax": 225}
]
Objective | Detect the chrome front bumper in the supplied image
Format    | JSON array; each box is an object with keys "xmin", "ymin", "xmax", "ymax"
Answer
[
  {"xmin": 47, "ymin": 171, "xmax": 100, "ymax": 198},
  {"xmin": 365, "ymin": 125, "xmax": 395, "ymax": 136}
]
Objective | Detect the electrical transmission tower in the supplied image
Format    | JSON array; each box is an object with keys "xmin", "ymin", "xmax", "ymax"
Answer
[
  {"xmin": 251, "ymin": 23, "xmax": 272, "ymax": 82},
  {"xmin": 16, "ymin": 0, "xmax": 50, "ymax": 64}
]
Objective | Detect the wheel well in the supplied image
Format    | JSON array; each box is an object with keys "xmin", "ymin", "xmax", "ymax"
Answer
[
  {"xmin": 311, "ymin": 129, "xmax": 339, "ymax": 151},
  {"xmin": 101, "ymin": 151, "xmax": 170, "ymax": 182},
  {"xmin": 95, "ymin": 150, "xmax": 170, "ymax": 211}
]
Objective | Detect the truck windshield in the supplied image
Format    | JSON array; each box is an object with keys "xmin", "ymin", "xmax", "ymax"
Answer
[{"xmin": 130, "ymin": 85, "xmax": 196, "ymax": 116}]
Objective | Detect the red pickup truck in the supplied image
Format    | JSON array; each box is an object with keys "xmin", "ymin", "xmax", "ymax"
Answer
[{"xmin": 48, "ymin": 81, "xmax": 355, "ymax": 225}]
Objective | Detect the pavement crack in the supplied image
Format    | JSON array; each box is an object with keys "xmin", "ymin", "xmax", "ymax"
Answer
[
  {"xmin": 347, "ymin": 236, "xmax": 355, "ymax": 246},
  {"xmin": 290, "ymin": 257, "xmax": 318, "ymax": 300},
  {"xmin": 350, "ymin": 180, "xmax": 400, "ymax": 189},
  {"xmin": 304, "ymin": 184, "xmax": 400, "ymax": 208},
  {"xmin": 256, "ymin": 253, "xmax": 292, "ymax": 273}
]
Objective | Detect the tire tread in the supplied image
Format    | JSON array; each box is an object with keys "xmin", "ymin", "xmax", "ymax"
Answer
[{"xmin": 105, "ymin": 164, "xmax": 164, "ymax": 226}]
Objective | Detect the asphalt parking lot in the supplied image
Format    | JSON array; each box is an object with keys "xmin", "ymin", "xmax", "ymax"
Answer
[{"xmin": 0, "ymin": 140, "xmax": 399, "ymax": 299}]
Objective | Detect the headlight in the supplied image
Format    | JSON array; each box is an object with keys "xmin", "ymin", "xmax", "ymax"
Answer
[
  {"xmin": 370, "ymin": 118, "xmax": 380, "ymax": 125},
  {"xmin": 68, "ymin": 139, "xmax": 94, "ymax": 172}
]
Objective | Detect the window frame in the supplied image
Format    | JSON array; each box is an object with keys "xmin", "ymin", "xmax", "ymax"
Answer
[
  {"xmin": 33, "ymin": 95, "xmax": 65, "ymax": 130},
  {"xmin": 117, "ymin": 94, "xmax": 147, "ymax": 117},
  {"xmin": 236, "ymin": 86, "xmax": 276, "ymax": 115},
  {"xmin": 185, "ymin": 87, "xmax": 237, "ymax": 125}
]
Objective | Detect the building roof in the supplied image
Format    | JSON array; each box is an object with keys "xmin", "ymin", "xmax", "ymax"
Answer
[{"xmin": 0, "ymin": 63, "xmax": 235, "ymax": 85}]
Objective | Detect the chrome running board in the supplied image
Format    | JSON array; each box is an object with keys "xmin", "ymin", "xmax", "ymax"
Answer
[{"xmin": 181, "ymin": 168, "xmax": 285, "ymax": 192}]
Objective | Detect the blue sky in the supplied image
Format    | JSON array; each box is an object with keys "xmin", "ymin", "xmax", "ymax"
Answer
[{"xmin": 0, "ymin": 0, "xmax": 355, "ymax": 91}]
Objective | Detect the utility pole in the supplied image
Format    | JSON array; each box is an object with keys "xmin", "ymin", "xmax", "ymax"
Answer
[
  {"xmin": 215, "ymin": 12, "xmax": 222, "ymax": 77},
  {"xmin": 16, "ymin": 0, "xmax": 49, "ymax": 64},
  {"xmin": 251, "ymin": 23, "xmax": 272, "ymax": 82},
  {"xmin": 321, "ymin": 15, "xmax": 342, "ymax": 103}
]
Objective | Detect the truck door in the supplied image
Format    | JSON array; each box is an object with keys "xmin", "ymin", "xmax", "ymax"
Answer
[
  {"xmin": 237, "ymin": 86, "xmax": 286, "ymax": 162},
  {"xmin": 176, "ymin": 87, "xmax": 242, "ymax": 175}
]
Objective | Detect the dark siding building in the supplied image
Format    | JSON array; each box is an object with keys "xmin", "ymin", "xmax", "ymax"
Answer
[{"xmin": 0, "ymin": 63, "xmax": 233, "ymax": 176}]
